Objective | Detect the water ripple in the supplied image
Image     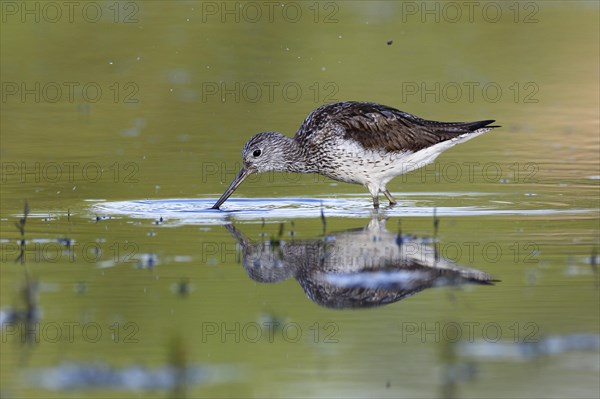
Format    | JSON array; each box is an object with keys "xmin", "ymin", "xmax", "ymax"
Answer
[{"xmin": 88, "ymin": 195, "xmax": 595, "ymax": 225}]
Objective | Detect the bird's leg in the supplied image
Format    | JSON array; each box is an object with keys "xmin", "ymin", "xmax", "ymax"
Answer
[
  {"xmin": 372, "ymin": 195, "xmax": 380, "ymax": 209},
  {"xmin": 383, "ymin": 190, "xmax": 397, "ymax": 206}
]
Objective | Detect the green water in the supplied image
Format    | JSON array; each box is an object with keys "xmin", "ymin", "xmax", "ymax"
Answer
[{"xmin": 1, "ymin": 1, "xmax": 599, "ymax": 398}]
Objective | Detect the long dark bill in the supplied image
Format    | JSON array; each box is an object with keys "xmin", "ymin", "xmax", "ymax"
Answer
[{"xmin": 211, "ymin": 168, "xmax": 253, "ymax": 209}]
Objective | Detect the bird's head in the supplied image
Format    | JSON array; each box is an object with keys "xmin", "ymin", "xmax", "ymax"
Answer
[
  {"xmin": 241, "ymin": 132, "xmax": 291, "ymax": 174},
  {"xmin": 212, "ymin": 132, "xmax": 292, "ymax": 209}
]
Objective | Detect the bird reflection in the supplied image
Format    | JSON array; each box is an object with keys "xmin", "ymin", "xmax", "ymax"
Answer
[{"xmin": 225, "ymin": 218, "xmax": 496, "ymax": 309}]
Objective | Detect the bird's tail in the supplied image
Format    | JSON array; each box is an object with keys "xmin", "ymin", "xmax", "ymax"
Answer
[
  {"xmin": 434, "ymin": 119, "xmax": 500, "ymax": 134},
  {"xmin": 463, "ymin": 119, "xmax": 501, "ymax": 131}
]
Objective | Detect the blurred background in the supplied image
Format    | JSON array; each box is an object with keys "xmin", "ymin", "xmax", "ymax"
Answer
[{"xmin": 1, "ymin": 1, "xmax": 599, "ymax": 398}]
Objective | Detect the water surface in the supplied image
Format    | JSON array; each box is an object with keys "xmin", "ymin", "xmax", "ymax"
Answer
[{"xmin": 1, "ymin": 2, "xmax": 599, "ymax": 398}]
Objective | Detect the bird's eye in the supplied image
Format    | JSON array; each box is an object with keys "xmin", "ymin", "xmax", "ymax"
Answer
[{"xmin": 252, "ymin": 149, "xmax": 262, "ymax": 157}]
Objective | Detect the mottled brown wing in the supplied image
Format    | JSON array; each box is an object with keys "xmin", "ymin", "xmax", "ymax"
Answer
[{"xmin": 296, "ymin": 101, "xmax": 498, "ymax": 153}]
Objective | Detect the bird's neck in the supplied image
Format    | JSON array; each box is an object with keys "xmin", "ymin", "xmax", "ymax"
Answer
[{"xmin": 280, "ymin": 137, "xmax": 317, "ymax": 174}]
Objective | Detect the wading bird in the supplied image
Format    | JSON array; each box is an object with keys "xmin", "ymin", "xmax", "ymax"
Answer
[{"xmin": 212, "ymin": 101, "xmax": 498, "ymax": 209}]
